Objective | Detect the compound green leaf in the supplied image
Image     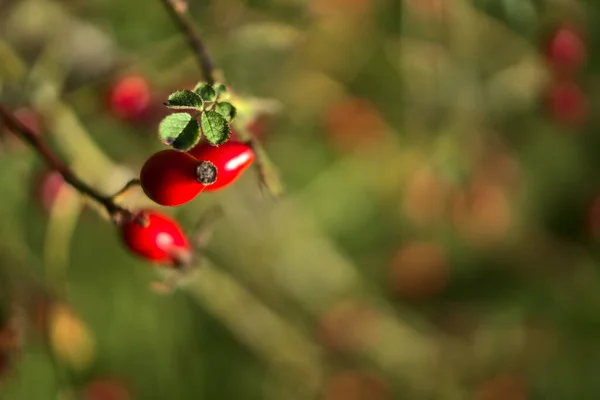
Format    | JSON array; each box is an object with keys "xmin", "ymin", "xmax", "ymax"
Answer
[
  {"xmin": 201, "ymin": 111, "xmax": 231, "ymax": 145},
  {"xmin": 214, "ymin": 101, "xmax": 237, "ymax": 123},
  {"xmin": 158, "ymin": 113, "xmax": 201, "ymax": 151},
  {"xmin": 194, "ymin": 82, "xmax": 217, "ymax": 102},
  {"xmin": 164, "ymin": 90, "xmax": 203, "ymax": 110}
]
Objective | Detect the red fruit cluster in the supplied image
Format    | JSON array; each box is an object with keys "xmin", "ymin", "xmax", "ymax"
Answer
[
  {"xmin": 543, "ymin": 24, "xmax": 588, "ymax": 127},
  {"xmin": 140, "ymin": 141, "xmax": 255, "ymax": 207},
  {"xmin": 122, "ymin": 141, "xmax": 255, "ymax": 264},
  {"xmin": 111, "ymin": 74, "xmax": 259, "ymax": 266}
]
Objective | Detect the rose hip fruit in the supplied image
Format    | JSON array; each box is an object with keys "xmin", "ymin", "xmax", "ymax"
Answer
[
  {"xmin": 546, "ymin": 80, "xmax": 587, "ymax": 127},
  {"xmin": 120, "ymin": 209, "xmax": 190, "ymax": 264},
  {"xmin": 187, "ymin": 141, "xmax": 255, "ymax": 192},
  {"xmin": 107, "ymin": 75, "xmax": 152, "ymax": 121},
  {"xmin": 545, "ymin": 26, "xmax": 587, "ymax": 75},
  {"xmin": 140, "ymin": 150, "xmax": 209, "ymax": 206}
]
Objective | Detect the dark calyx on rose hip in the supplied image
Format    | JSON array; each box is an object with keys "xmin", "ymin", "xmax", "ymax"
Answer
[
  {"xmin": 187, "ymin": 141, "xmax": 255, "ymax": 192},
  {"xmin": 196, "ymin": 160, "xmax": 218, "ymax": 185}
]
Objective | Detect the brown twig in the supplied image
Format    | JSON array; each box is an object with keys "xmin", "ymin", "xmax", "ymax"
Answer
[
  {"xmin": 158, "ymin": 0, "xmax": 217, "ymax": 85},
  {"xmin": 0, "ymin": 106, "xmax": 135, "ymax": 224}
]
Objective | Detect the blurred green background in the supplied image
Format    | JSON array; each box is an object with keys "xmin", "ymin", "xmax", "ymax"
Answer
[{"xmin": 1, "ymin": 0, "xmax": 600, "ymax": 398}]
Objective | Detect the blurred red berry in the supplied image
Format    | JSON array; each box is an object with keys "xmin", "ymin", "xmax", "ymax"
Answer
[
  {"xmin": 324, "ymin": 371, "xmax": 389, "ymax": 400},
  {"xmin": 451, "ymin": 179, "xmax": 512, "ymax": 246},
  {"xmin": 35, "ymin": 170, "xmax": 71, "ymax": 212},
  {"xmin": 545, "ymin": 26, "xmax": 587, "ymax": 75},
  {"xmin": 120, "ymin": 209, "xmax": 190, "ymax": 264},
  {"xmin": 317, "ymin": 300, "xmax": 379, "ymax": 353},
  {"xmin": 323, "ymin": 97, "xmax": 385, "ymax": 152},
  {"xmin": 140, "ymin": 150, "xmax": 207, "ymax": 206},
  {"xmin": 388, "ymin": 241, "xmax": 449, "ymax": 301},
  {"xmin": 475, "ymin": 374, "xmax": 527, "ymax": 400},
  {"xmin": 546, "ymin": 81, "xmax": 587, "ymax": 127},
  {"xmin": 187, "ymin": 141, "xmax": 255, "ymax": 192},
  {"xmin": 84, "ymin": 378, "xmax": 131, "ymax": 400},
  {"xmin": 107, "ymin": 75, "xmax": 152, "ymax": 121}
]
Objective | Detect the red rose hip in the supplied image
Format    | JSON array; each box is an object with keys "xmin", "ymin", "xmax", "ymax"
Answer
[
  {"xmin": 546, "ymin": 81, "xmax": 587, "ymax": 127},
  {"xmin": 120, "ymin": 210, "xmax": 190, "ymax": 264},
  {"xmin": 140, "ymin": 149, "xmax": 211, "ymax": 206},
  {"xmin": 545, "ymin": 26, "xmax": 587, "ymax": 75},
  {"xmin": 187, "ymin": 141, "xmax": 255, "ymax": 192},
  {"xmin": 107, "ymin": 75, "xmax": 152, "ymax": 121}
]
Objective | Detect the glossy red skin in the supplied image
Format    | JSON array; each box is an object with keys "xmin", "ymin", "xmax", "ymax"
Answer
[
  {"xmin": 120, "ymin": 210, "xmax": 189, "ymax": 264},
  {"xmin": 140, "ymin": 150, "xmax": 205, "ymax": 206},
  {"xmin": 108, "ymin": 75, "xmax": 151, "ymax": 121},
  {"xmin": 545, "ymin": 27, "xmax": 587, "ymax": 75},
  {"xmin": 187, "ymin": 141, "xmax": 255, "ymax": 191},
  {"xmin": 546, "ymin": 81, "xmax": 587, "ymax": 127}
]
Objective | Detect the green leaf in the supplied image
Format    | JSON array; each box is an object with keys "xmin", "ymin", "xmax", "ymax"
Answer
[
  {"xmin": 164, "ymin": 90, "xmax": 203, "ymax": 110},
  {"xmin": 214, "ymin": 83, "xmax": 227, "ymax": 96},
  {"xmin": 194, "ymin": 82, "xmax": 217, "ymax": 102},
  {"xmin": 214, "ymin": 101, "xmax": 237, "ymax": 123},
  {"xmin": 158, "ymin": 113, "xmax": 201, "ymax": 151},
  {"xmin": 201, "ymin": 111, "xmax": 231, "ymax": 145}
]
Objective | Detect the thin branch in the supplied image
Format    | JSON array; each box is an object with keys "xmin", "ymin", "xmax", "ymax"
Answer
[
  {"xmin": 158, "ymin": 0, "xmax": 217, "ymax": 85},
  {"xmin": 0, "ymin": 106, "xmax": 134, "ymax": 224}
]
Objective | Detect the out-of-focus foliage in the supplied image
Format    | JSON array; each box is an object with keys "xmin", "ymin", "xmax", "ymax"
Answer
[{"xmin": 0, "ymin": 0, "xmax": 599, "ymax": 398}]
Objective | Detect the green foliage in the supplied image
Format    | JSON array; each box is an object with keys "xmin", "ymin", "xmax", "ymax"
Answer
[
  {"xmin": 164, "ymin": 90, "xmax": 204, "ymax": 110},
  {"xmin": 158, "ymin": 112, "xmax": 201, "ymax": 151},
  {"xmin": 201, "ymin": 111, "xmax": 231, "ymax": 145},
  {"xmin": 159, "ymin": 81, "xmax": 239, "ymax": 150},
  {"xmin": 194, "ymin": 82, "xmax": 217, "ymax": 102},
  {"xmin": 215, "ymin": 101, "xmax": 237, "ymax": 123},
  {"xmin": 214, "ymin": 83, "xmax": 228, "ymax": 97},
  {"xmin": 160, "ymin": 83, "xmax": 238, "ymax": 149}
]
